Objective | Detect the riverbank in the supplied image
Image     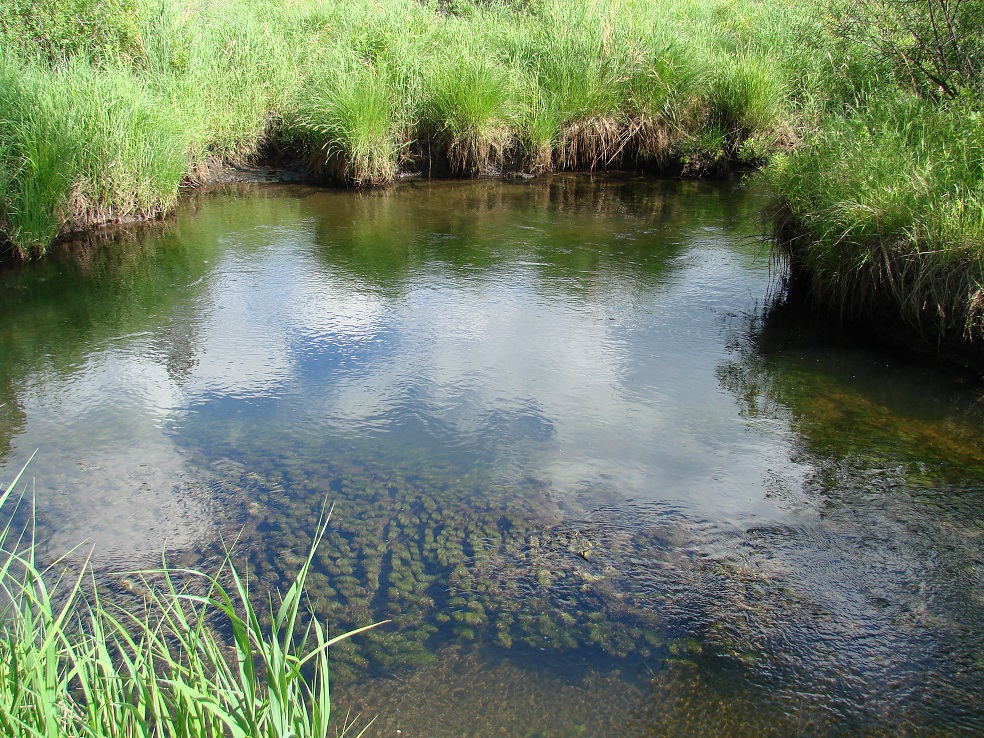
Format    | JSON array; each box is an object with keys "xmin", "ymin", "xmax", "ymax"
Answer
[
  {"xmin": 767, "ymin": 92, "xmax": 984, "ymax": 372},
  {"xmin": 0, "ymin": 0, "xmax": 822, "ymax": 258},
  {"xmin": 1, "ymin": 0, "xmax": 982, "ymax": 366},
  {"xmin": 762, "ymin": 0, "xmax": 984, "ymax": 369}
]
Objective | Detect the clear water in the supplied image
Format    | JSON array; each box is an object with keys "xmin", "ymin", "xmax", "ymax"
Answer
[{"xmin": 1, "ymin": 174, "xmax": 982, "ymax": 736}]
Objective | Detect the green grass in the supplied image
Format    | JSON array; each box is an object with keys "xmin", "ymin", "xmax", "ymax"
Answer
[
  {"xmin": 293, "ymin": 55, "xmax": 405, "ymax": 186},
  {"xmin": 0, "ymin": 52, "xmax": 186, "ymax": 257},
  {"xmin": 2, "ymin": 0, "xmax": 980, "ymax": 360},
  {"xmin": 0, "ymin": 460, "xmax": 381, "ymax": 737},
  {"xmin": 419, "ymin": 49, "xmax": 518, "ymax": 176},
  {"xmin": 758, "ymin": 0, "xmax": 984, "ymax": 354},
  {"xmin": 0, "ymin": 0, "xmax": 145, "ymax": 64},
  {"xmin": 0, "ymin": 0, "xmax": 825, "ymax": 258},
  {"xmin": 768, "ymin": 92, "xmax": 984, "ymax": 343}
]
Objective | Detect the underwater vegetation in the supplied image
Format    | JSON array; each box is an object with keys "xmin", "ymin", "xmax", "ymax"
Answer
[{"xmin": 186, "ymin": 437, "xmax": 793, "ymax": 685}]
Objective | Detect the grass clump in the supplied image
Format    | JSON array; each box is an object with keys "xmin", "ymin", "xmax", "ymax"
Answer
[
  {"xmin": 294, "ymin": 57, "xmax": 405, "ymax": 186},
  {"xmin": 0, "ymin": 461, "xmax": 379, "ymax": 737},
  {"xmin": 152, "ymin": 0, "xmax": 299, "ymax": 174},
  {"xmin": 419, "ymin": 50, "xmax": 518, "ymax": 176},
  {"xmin": 760, "ymin": 0, "xmax": 984, "ymax": 360},
  {"xmin": 511, "ymin": 1, "xmax": 643, "ymax": 170},
  {"xmin": 705, "ymin": 53, "xmax": 789, "ymax": 164},
  {"xmin": 762, "ymin": 0, "xmax": 984, "ymax": 355},
  {"xmin": 0, "ymin": 56, "xmax": 76, "ymax": 255},
  {"xmin": 769, "ymin": 93, "xmax": 984, "ymax": 343}
]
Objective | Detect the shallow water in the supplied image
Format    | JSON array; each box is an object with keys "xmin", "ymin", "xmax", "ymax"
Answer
[{"xmin": 1, "ymin": 174, "xmax": 983, "ymax": 736}]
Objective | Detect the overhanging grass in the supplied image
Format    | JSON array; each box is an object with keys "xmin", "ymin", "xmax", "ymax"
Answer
[
  {"xmin": 3, "ymin": 0, "xmax": 979, "ymax": 361},
  {"xmin": 418, "ymin": 49, "xmax": 518, "ymax": 176},
  {"xmin": 0, "ymin": 53, "xmax": 186, "ymax": 258},
  {"xmin": 768, "ymin": 93, "xmax": 984, "ymax": 342},
  {"xmin": 0, "ymin": 460, "xmax": 381, "ymax": 737},
  {"xmin": 293, "ymin": 55, "xmax": 406, "ymax": 186},
  {"xmin": 0, "ymin": 0, "xmax": 823, "ymax": 259}
]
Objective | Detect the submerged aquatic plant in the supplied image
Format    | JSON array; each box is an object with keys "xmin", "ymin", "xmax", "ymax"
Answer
[{"xmin": 0, "ymin": 460, "xmax": 381, "ymax": 738}]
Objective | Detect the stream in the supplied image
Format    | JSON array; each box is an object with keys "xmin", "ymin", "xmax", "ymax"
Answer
[{"xmin": 1, "ymin": 174, "xmax": 982, "ymax": 736}]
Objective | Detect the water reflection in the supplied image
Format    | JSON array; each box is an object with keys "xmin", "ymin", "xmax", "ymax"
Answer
[
  {"xmin": 0, "ymin": 175, "xmax": 982, "ymax": 734},
  {"xmin": 0, "ymin": 186, "xmax": 300, "ymax": 562},
  {"xmin": 711, "ymin": 305, "xmax": 984, "ymax": 734}
]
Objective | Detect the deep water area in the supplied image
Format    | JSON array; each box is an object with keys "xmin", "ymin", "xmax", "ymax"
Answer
[{"xmin": 1, "ymin": 174, "xmax": 983, "ymax": 736}]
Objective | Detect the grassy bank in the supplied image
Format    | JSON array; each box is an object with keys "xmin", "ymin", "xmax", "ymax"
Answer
[
  {"xmin": 765, "ymin": 0, "xmax": 984, "ymax": 358},
  {"xmin": 0, "ymin": 461, "xmax": 377, "ymax": 737},
  {"xmin": 2, "ymin": 0, "xmax": 982, "ymax": 361},
  {"xmin": 769, "ymin": 93, "xmax": 984, "ymax": 350},
  {"xmin": 0, "ymin": 0, "xmax": 823, "ymax": 259}
]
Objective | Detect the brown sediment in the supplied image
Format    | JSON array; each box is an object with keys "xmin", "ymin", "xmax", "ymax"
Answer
[{"xmin": 330, "ymin": 644, "xmax": 646, "ymax": 737}]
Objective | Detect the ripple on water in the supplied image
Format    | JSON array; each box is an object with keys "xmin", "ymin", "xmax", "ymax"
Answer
[{"xmin": 1, "ymin": 175, "xmax": 983, "ymax": 734}]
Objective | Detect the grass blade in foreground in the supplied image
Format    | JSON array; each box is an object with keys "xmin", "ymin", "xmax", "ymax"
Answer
[{"xmin": 0, "ymin": 461, "xmax": 383, "ymax": 737}]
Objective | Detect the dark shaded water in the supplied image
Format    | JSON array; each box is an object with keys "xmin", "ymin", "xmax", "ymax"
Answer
[{"xmin": 1, "ymin": 175, "xmax": 983, "ymax": 736}]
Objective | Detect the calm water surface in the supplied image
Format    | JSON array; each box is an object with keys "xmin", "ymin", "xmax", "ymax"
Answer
[{"xmin": 1, "ymin": 175, "xmax": 983, "ymax": 736}]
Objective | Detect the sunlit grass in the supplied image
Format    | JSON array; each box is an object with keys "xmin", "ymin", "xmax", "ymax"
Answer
[
  {"xmin": 419, "ymin": 50, "xmax": 518, "ymax": 176},
  {"xmin": 0, "ymin": 459, "xmax": 381, "ymax": 737},
  {"xmin": 294, "ymin": 55, "xmax": 405, "ymax": 186},
  {"xmin": 768, "ymin": 92, "xmax": 984, "ymax": 341},
  {"xmin": 0, "ymin": 0, "xmax": 824, "ymax": 258},
  {"xmin": 3, "ymin": 0, "xmax": 979, "ymax": 357},
  {"xmin": 0, "ymin": 52, "xmax": 185, "ymax": 258}
]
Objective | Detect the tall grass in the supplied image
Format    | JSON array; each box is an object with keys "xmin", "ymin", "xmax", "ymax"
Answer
[
  {"xmin": 419, "ymin": 50, "xmax": 518, "ymax": 176},
  {"xmin": 146, "ymin": 0, "xmax": 303, "ymax": 173},
  {"xmin": 0, "ymin": 0, "xmax": 145, "ymax": 64},
  {"xmin": 703, "ymin": 52, "xmax": 790, "ymax": 166},
  {"xmin": 0, "ymin": 55, "xmax": 75, "ymax": 254},
  {"xmin": 514, "ymin": 2, "xmax": 628, "ymax": 170},
  {"xmin": 0, "ymin": 53, "xmax": 185, "ymax": 258},
  {"xmin": 0, "ymin": 0, "xmax": 826, "ymax": 258},
  {"xmin": 294, "ymin": 56, "xmax": 405, "ymax": 186},
  {"xmin": 768, "ymin": 92, "xmax": 984, "ymax": 343},
  {"xmin": 0, "ymin": 461, "xmax": 380, "ymax": 737}
]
